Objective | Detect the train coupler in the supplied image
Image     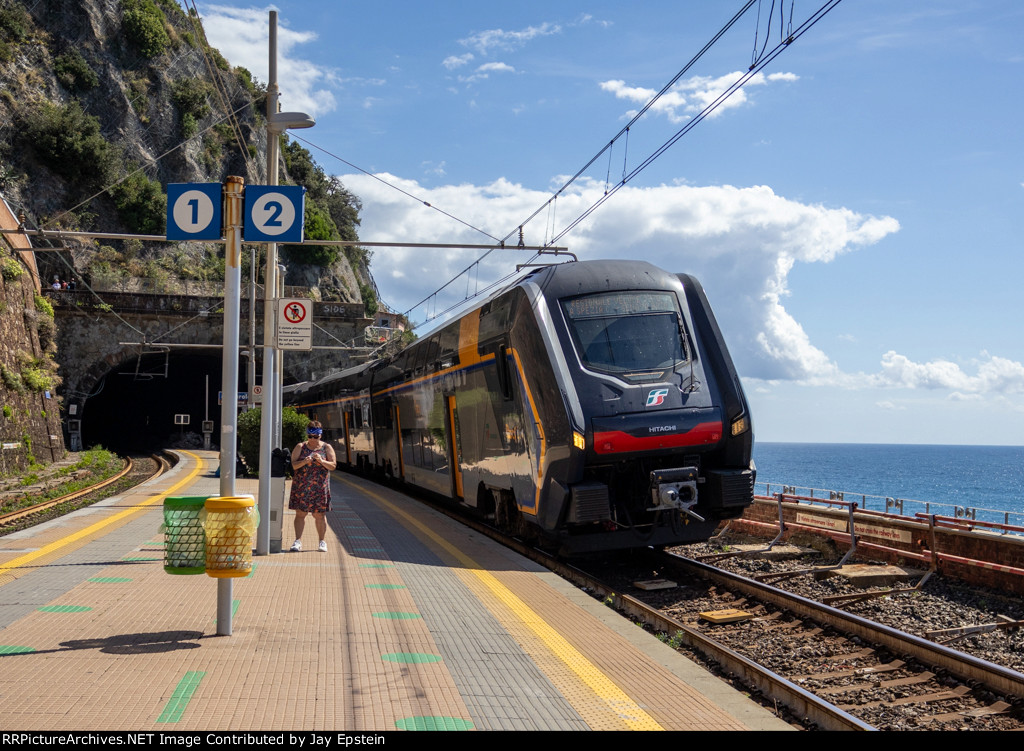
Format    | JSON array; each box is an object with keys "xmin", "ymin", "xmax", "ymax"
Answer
[{"xmin": 649, "ymin": 466, "xmax": 700, "ymax": 518}]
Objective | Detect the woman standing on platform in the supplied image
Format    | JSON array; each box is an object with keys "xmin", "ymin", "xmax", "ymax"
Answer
[{"xmin": 288, "ymin": 420, "xmax": 337, "ymax": 553}]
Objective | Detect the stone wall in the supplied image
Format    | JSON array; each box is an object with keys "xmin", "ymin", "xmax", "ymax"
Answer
[
  {"xmin": 45, "ymin": 289, "xmax": 372, "ymax": 439},
  {"xmin": 0, "ymin": 238, "xmax": 65, "ymax": 473}
]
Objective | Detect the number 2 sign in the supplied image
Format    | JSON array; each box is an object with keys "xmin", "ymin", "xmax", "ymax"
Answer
[{"xmin": 243, "ymin": 185, "xmax": 306, "ymax": 243}]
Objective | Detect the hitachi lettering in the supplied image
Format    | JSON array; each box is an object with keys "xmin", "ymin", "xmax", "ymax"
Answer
[{"xmin": 648, "ymin": 425, "xmax": 677, "ymax": 433}]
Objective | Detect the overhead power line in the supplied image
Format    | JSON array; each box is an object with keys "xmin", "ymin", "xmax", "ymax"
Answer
[{"xmin": 527, "ymin": 0, "xmax": 845, "ymax": 249}]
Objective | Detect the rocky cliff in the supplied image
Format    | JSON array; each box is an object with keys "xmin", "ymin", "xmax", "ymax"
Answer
[{"xmin": 0, "ymin": 0, "xmax": 379, "ymax": 467}]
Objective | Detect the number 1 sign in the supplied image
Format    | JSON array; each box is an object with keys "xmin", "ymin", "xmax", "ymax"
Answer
[{"xmin": 166, "ymin": 184, "xmax": 223, "ymax": 241}]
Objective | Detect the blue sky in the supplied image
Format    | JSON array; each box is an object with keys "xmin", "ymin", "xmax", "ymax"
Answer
[{"xmin": 193, "ymin": 1, "xmax": 1024, "ymax": 445}]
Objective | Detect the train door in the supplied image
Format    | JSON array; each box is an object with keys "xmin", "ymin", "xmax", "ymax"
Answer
[
  {"xmin": 445, "ymin": 393, "xmax": 464, "ymax": 500},
  {"xmin": 342, "ymin": 410, "xmax": 352, "ymax": 466},
  {"xmin": 393, "ymin": 403, "xmax": 405, "ymax": 480}
]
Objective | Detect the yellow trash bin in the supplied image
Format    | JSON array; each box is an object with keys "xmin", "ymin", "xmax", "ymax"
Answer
[{"xmin": 203, "ymin": 496, "xmax": 258, "ymax": 578}]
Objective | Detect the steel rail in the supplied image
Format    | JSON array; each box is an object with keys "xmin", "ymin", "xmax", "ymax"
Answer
[
  {"xmin": 665, "ymin": 552, "xmax": 1024, "ymax": 700},
  {"xmin": 0, "ymin": 453, "xmax": 167, "ymax": 526}
]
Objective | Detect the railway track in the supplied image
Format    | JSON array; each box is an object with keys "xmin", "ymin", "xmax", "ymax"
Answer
[
  {"xmin": 0, "ymin": 452, "xmax": 169, "ymax": 530},
  {"xmin": 668, "ymin": 551, "xmax": 1021, "ymax": 728}
]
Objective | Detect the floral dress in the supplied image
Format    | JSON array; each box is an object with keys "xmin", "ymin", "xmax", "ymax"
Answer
[{"xmin": 288, "ymin": 443, "xmax": 332, "ymax": 513}]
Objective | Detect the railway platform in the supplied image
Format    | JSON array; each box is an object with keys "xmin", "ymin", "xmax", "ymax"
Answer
[{"xmin": 0, "ymin": 450, "xmax": 791, "ymax": 732}]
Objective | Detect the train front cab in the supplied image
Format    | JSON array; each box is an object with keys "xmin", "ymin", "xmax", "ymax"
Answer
[{"xmin": 524, "ymin": 262, "xmax": 755, "ymax": 555}]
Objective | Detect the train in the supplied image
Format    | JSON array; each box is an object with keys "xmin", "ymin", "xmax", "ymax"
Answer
[{"xmin": 288, "ymin": 259, "xmax": 754, "ymax": 555}]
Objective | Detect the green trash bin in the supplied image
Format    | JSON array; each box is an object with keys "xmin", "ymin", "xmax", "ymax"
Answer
[{"xmin": 162, "ymin": 496, "xmax": 207, "ymax": 575}]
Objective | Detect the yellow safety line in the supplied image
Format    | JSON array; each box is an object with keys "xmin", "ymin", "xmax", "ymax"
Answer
[
  {"xmin": 0, "ymin": 451, "xmax": 205, "ymax": 583},
  {"xmin": 339, "ymin": 475, "xmax": 663, "ymax": 731}
]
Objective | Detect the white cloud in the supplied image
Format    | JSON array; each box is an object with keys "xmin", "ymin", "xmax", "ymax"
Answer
[
  {"xmin": 600, "ymin": 70, "xmax": 799, "ymax": 124},
  {"xmin": 443, "ymin": 53, "xmax": 474, "ymax": 70},
  {"xmin": 874, "ymin": 352, "xmax": 1024, "ymax": 394},
  {"xmin": 338, "ymin": 173, "xmax": 897, "ymax": 381},
  {"xmin": 875, "ymin": 401, "xmax": 905, "ymax": 410},
  {"xmin": 335, "ymin": 172, "xmax": 1024, "ymax": 401},
  {"xmin": 458, "ymin": 61, "xmax": 517, "ymax": 84},
  {"xmin": 460, "ymin": 23, "xmax": 562, "ymax": 55},
  {"xmin": 948, "ymin": 392, "xmax": 983, "ymax": 401},
  {"xmin": 421, "ymin": 161, "xmax": 447, "ymax": 177},
  {"xmin": 478, "ymin": 62, "xmax": 515, "ymax": 74},
  {"xmin": 200, "ymin": 5, "xmax": 339, "ymax": 117}
]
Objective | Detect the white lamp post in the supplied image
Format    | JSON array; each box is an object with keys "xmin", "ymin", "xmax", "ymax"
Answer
[{"xmin": 256, "ymin": 11, "xmax": 314, "ymax": 556}]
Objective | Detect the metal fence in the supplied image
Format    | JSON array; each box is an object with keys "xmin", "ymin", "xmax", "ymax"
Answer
[{"xmin": 756, "ymin": 481, "xmax": 1024, "ymax": 535}]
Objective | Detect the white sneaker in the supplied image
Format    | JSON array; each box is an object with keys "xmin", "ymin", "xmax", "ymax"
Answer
[
  {"xmin": 318, "ymin": 540, "xmax": 327, "ymax": 553},
  {"xmin": 290, "ymin": 540, "xmax": 302, "ymax": 552}
]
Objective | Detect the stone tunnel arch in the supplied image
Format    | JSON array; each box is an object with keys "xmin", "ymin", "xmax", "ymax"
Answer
[
  {"xmin": 73, "ymin": 348, "xmax": 231, "ymax": 453},
  {"xmin": 47, "ymin": 289, "xmax": 372, "ymax": 453}
]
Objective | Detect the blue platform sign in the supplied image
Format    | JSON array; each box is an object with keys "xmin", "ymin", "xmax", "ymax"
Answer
[
  {"xmin": 166, "ymin": 183, "xmax": 222, "ymax": 241},
  {"xmin": 244, "ymin": 185, "xmax": 305, "ymax": 243}
]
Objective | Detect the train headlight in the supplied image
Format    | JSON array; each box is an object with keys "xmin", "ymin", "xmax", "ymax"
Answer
[
  {"xmin": 573, "ymin": 431, "xmax": 586, "ymax": 450},
  {"xmin": 730, "ymin": 416, "xmax": 749, "ymax": 436}
]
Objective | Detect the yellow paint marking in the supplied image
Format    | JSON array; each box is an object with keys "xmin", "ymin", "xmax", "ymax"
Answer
[
  {"xmin": 339, "ymin": 475, "xmax": 663, "ymax": 731},
  {"xmin": 0, "ymin": 451, "xmax": 205, "ymax": 586}
]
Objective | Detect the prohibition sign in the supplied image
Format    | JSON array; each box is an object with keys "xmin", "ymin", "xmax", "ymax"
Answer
[{"xmin": 283, "ymin": 301, "xmax": 307, "ymax": 323}]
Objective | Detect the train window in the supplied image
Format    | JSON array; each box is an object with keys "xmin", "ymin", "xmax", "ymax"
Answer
[
  {"xmin": 478, "ymin": 295, "xmax": 512, "ymax": 341},
  {"xmin": 422, "ymin": 337, "xmax": 440, "ymax": 372},
  {"xmin": 437, "ymin": 326, "xmax": 459, "ymax": 369},
  {"xmin": 561, "ymin": 292, "xmax": 687, "ymax": 382},
  {"xmin": 372, "ymin": 398, "xmax": 392, "ymax": 429}
]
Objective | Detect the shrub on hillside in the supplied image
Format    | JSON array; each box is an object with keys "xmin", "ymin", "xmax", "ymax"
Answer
[
  {"xmin": 54, "ymin": 49, "xmax": 98, "ymax": 91},
  {"xmin": 22, "ymin": 101, "xmax": 114, "ymax": 188},
  {"xmin": 111, "ymin": 170, "xmax": 165, "ymax": 234},
  {"xmin": 122, "ymin": 0, "xmax": 170, "ymax": 58}
]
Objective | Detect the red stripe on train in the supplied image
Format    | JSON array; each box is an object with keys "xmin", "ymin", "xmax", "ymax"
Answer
[{"xmin": 593, "ymin": 421, "xmax": 723, "ymax": 454}]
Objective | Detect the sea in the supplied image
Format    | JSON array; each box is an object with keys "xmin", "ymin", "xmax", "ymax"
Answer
[{"xmin": 752, "ymin": 443, "xmax": 1024, "ymax": 529}]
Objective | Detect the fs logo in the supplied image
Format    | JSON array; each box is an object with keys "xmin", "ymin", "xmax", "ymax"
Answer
[{"xmin": 645, "ymin": 388, "xmax": 669, "ymax": 407}]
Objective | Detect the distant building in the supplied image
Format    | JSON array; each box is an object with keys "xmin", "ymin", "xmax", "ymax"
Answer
[{"xmin": 374, "ymin": 310, "xmax": 407, "ymax": 332}]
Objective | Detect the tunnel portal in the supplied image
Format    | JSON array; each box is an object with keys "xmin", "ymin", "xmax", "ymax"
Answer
[{"xmin": 80, "ymin": 351, "xmax": 240, "ymax": 453}]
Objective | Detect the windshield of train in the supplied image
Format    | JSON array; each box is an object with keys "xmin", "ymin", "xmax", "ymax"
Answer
[{"xmin": 561, "ymin": 291, "xmax": 686, "ymax": 381}]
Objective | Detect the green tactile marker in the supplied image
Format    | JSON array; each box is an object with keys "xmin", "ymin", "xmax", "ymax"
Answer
[
  {"xmin": 38, "ymin": 606, "xmax": 92, "ymax": 613},
  {"xmin": 156, "ymin": 671, "xmax": 206, "ymax": 723},
  {"xmin": 394, "ymin": 716, "xmax": 473, "ymax": 731},
  {"xmin": 359, "ymin": 564, "xmax": 394, "ymax": 568},
  {"xmin": 382, "ymin": 652, "xmax": 442, "ymax": 664},
  {"xmin": 372, "ymin": 612, "xmax": 421, "ymax": 620},
  {"xmin": 0, "ymin": 645, "xmax": 36, "ymax": 655},
  {"xmin": 364, "ymin": 583, "xmax": 405, "ymax": 589}
]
